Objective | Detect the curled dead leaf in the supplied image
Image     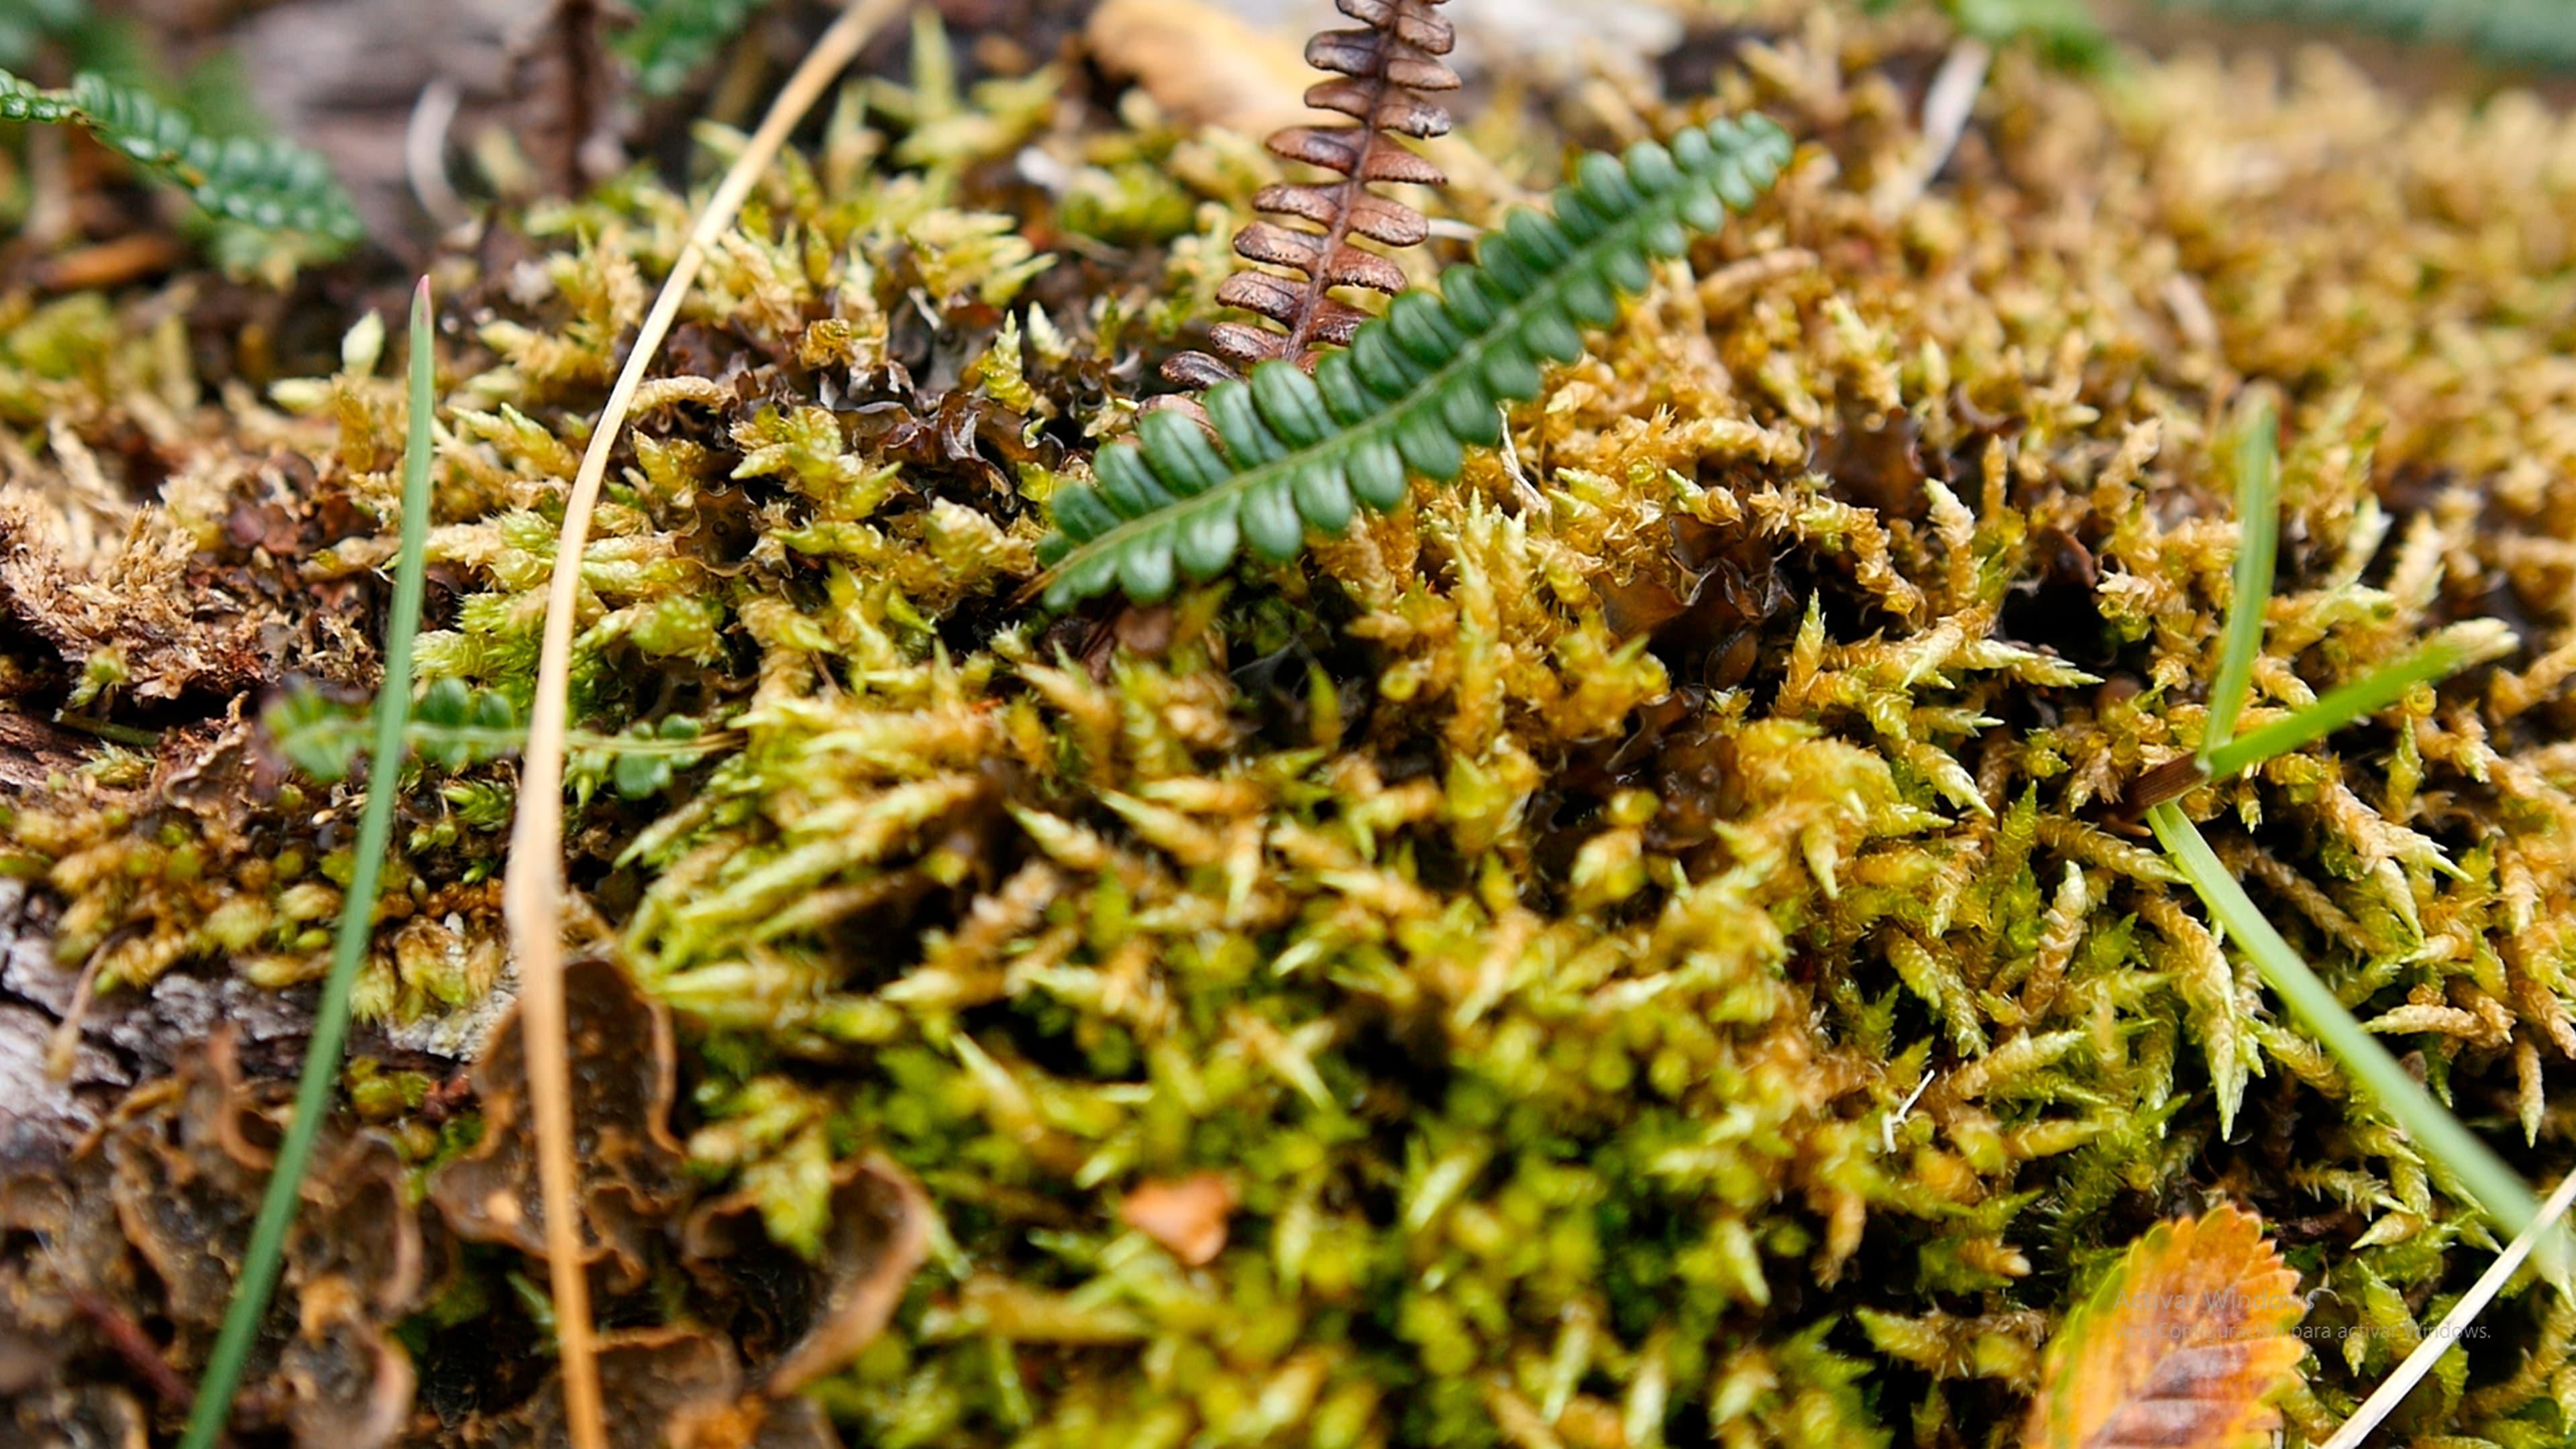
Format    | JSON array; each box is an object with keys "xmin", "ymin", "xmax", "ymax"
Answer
[
  {"xmin": 2024, "ymin": 1203, "xmax": 2307, "ymax": 1449},
  {"xmin": 280, "ymin": 1275, "xmax": 415, "ymax": 1449},
  {"xmin": 7, "ymin": 1382, "xmax": 149, "ymax": 1449},
  {"xmin": 1118, "ymin": 1171, "xmax": 1237, "ymax": 1266},
  {"xmin": 102, "ymin": 1033, "xmax": 278, "ymax": 1325},
  {"xmin": 429, "ymin": 955, "xmax": 685, "ymax": 1293},
  {"xmin": 763, "ymin": 1156, "xmax": 930, "ymax": 1395},
  {"xmin": 1085, "ymin": 0, "xmax": 1318, "ymax": 138},
  {"xmin": 513, "ymin": 1326, "xmax": 847, "ymax": 1449},
  {"xmin": 2, "ymin": 1034, "xmax": 427, "ymax": 1446}
]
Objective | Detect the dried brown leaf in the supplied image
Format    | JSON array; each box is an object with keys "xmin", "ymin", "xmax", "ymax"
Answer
[
  {"xmin": 1084, "ymin": 0, "xmax": 1318, "ymax": 138},
  {"xmin": 761, "ymin": 1156, "xmax": 931, "ymax": 1394},
  {"xmin": 427, "ymin": 955, "xmax": 684, "ymax": 1293},
  {"xmin": 1118, "ymin": 1171, "xmax": 1237, "ymax": 1266},
  {"xmin": 2023, "ymin": 1205, "xmax": 2306, "ymax": 1449}
]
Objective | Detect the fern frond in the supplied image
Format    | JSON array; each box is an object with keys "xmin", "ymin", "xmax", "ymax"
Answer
[
  {"xmin": 0, "ymin": 68, "xmax": 360, "ymax": 245},
  {"xmin": 619, "ymin": 0, "xmax": 773, "ymax": 95},
  {"xmin": 1038, "ymin": 113, "xmax": 1794, "ymax": 608},
  {"xmin": 1163, "ymin": 0, "xmax": 1459, "ymax": 388},
  {"xmin": 2168, "ymin": 0, "xmax": 2576, "ymax": 71},
  {"xmin": 264, "ymin": 678, "xmax": 727, "ymax": 800}
]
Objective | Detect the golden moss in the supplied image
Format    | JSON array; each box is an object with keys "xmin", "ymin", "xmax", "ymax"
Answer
[{"xmin": 11, "ymin": 5, "xmax": 2576, "ymax": 1446}]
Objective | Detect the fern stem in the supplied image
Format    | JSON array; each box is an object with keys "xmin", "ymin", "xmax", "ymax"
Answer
[
  {"xmin": 0, "ymin": 68, "xmax": 362, "ymax": 246},
  {"xmin": 180, "ymin": 281, "xmax": 435, "ymax": 1449}
]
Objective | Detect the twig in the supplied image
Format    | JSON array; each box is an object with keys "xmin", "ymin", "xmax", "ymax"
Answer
[
  {"xmin": 70, "ymin": 1289, "xmax": 201, "ymax": 1416},
  {"xmin": 178, "ymin": 281, "xmax": 439, "ymax": 1449},
  {"xmin": 498, "ymin": 5, "xmax": 908, "ymax": 1447},
  {"xmin": 2319, "ymin": 1169, "xmax": 2576, "ymax": 1449},
  {"xmin": 406, "ymin": 78, "xmax": 468, "ymax": 233},
  {"xmin": 1872, "ymin": 37, "xmax": 1989, "ymax": 219}
]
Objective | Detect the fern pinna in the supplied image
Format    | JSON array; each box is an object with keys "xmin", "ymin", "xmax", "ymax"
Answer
[
  {"xmin": 2163, "ymin": 0, "xmax": 2576, "ymax": 72},
  {"xmin": 1037, "ymin": 113, "xmax": 1793, "ymax": 607},
  {"xmin": 0, "ymin": 70, "xmax": 360, "ymax": 245},
  {"xmin": 1163, "ymin": 0, "xmax": 1459, "ymax": 387}
]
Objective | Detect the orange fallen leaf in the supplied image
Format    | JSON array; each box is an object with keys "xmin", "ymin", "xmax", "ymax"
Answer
[
  {"xmin": 2025, "ymin": 1203, "xmax": 2307, "ymax": 1449},
  {"xmin": 1085, "ymin": 0, "xmax": 1319, "ymax": 139},
  {"xmin": 1119, "ymin": 1171, "xmax": 1238, "ymax": 1266}
]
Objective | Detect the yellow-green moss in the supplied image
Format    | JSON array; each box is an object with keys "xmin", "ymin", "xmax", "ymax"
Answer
[{"xmin": 10, "ymin": 5, "xmax": 2576, "ymax": 1446}]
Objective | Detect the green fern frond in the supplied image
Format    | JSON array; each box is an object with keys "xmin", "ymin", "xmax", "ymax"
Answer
[
  {"xmin": 2170, "ymin": 0, "xmax": 2576, "ymax": 71},
  {"xmin": 263, "ymin": 678, "xmax": 727, "ymax": 801},
  {"xmin": 0, "ymin": 68, "xmax": 360, "ymax": 244},
  {"xmin": 0, "ymin": 0, "xmax": 89, "ymax": 70},
  {"xmin": 619, "ymin": 0, "xmax": 774, "ymax": 96},
  {"xmin": 1034, "ymin": 113, "xmax": 1794, "ymax": 608}
]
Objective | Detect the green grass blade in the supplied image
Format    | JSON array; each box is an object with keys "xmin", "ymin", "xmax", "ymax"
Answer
[
  {"xmin": 2148, "ymin": 802, "xmax": 2560, "ymax": 1272},
  {"xmin": 2200, "ymin": 400, "xmax": 2279, "ymax": 761},
  {"xmin": 180, "ymin": 280, "xmax": 437, "ymax": 1449},
  {"xmin": 2204, "ymin": 621, "xmax": 2515, "ymax": 782}
]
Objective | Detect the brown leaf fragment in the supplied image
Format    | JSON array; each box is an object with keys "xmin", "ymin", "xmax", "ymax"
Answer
[
  {"xmin": 103, "ymin": 1034, "xmax": 278, "ymax": 1326},
  {"xmin": 286, "ymin": 1130, "xmax": 426, "ymax": 1318},
  {"xmin": 428, "ymin": 955, "xmax": 686, "ymax": 1293},
  {"xmin": 763, "ymin": 1156, "xmax": 932, "ymax": 1394},
  {"xmin": 279, "ymin": 1275, "xmax": 414, "ymax": 1449},
  {"xmin": 748, "ymin": 1395, "xmax": 845, "ymax": 1449},
  {"xmin": 1085, "ymin": 0, "xmax": 1318, "ymax": 139},
  {"xmin": 1118, "ymin": 1171, "xmax": 1237, "ymax": 1266},
  {"xmin": 6, "ymin": 1382, "xmax": 149, "ymax": 1449},
  {"xmin": 506, "ymin": 1323, "xmax": 851, "ymax": 1449},
  {"xmin": 519, "ymin": 1326, "xmax": 738, "ymax": 1449},
  {"xmin": 2023, "ymin": 1204, "xmax": 2306, "ymax": 1449}
]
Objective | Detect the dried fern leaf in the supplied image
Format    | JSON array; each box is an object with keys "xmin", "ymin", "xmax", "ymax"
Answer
[
  {"xmin": 1163, "ymin": 0, "xmax": 1458, "ymax": 385},
  {"xmin": 0, "ymin": 68, "xmax": 360, "ymax": 245},
  {"xmin": 2023, "ymin": 1204, "xmax": 2307, "ymax": 1449},
  {"xmin": 1040, "ymin": 113, "xmax": 1793, "ymax": 606}
]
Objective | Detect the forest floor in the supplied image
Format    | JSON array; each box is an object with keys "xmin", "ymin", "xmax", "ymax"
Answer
[{"xmin": 7, "ymin": 1, "xmax": 2576, "ymax": 1446}]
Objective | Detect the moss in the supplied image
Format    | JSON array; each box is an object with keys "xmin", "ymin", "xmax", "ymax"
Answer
[{"xmin": 10, "ymin": 3, "xmax": 2576, "ymax": 1446}]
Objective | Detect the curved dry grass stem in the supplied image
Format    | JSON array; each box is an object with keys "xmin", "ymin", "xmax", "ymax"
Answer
[
  {"xmin": 499, "ymin": 4, "xmax": 908, "ymax": 1445},
  {"xmin": 2320, "ymin": 1170, "xmax": 2576, "ymax": 1449}
]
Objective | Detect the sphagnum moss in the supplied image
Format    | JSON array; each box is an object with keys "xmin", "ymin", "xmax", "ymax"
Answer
[{"xmin": 10, "ymin": 4, "xmax": 2576, "ymax": 1446}]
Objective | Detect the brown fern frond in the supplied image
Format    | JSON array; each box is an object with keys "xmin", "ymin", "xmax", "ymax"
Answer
[{"xmin": 1163, "ymin": 0, "xmax": 1458, "ymax": 390}]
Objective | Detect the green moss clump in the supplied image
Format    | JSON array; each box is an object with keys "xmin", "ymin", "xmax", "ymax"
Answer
[{"xmin": 10, "ymin": 5, "xmax": 2576, "ymax": 1446}]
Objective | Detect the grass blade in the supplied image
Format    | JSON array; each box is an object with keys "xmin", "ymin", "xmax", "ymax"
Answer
[
  {"xmin": 2200, "ymin": 398, "xmax": 2278, "ymax": 761},
  {"xmin": 2148, "ymin": 802, "xmax": 2557, "ymax": 1268},
  {"xmin": 180, "ymin": 279, "xmax": 438, "ymax": 1449},
  {"xmin": 2203, "ymin": 621, "xmax": 2514, "ymax": 782}
]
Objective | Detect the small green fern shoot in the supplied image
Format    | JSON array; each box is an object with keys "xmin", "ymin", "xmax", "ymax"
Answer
[
  {"xmin": 181, "ymin": 282, "xmax": 435, "ymax": 1449},
  {"xmin": 620, "ymin": 0, "xmax": 775, "ymax": 95},
  {"xmin": 0, "ymin": 68, "xmax": 360, "ymax": 249},
  {"xmin": 2149, "ymin": 402, "xmax": 2552, "ymax": 1265},
  {"xmin": 1036, "ymin": 113, "xmax": 1794, "ymax": 606},
  {"xmin": 264, "ymin": 678, "xmax": 732, "ymax": 802}
]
